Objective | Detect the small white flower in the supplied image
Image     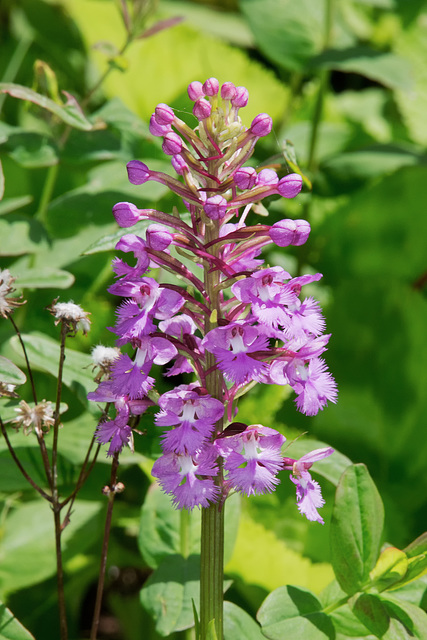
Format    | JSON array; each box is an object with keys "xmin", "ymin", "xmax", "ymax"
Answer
[
  {"xmin": 0, "ymin": 269, "xmax": 25, "ymax": 317},
  {"xmin": 50, "ymin": 300, "xmax": 91, "ymax": 335}
]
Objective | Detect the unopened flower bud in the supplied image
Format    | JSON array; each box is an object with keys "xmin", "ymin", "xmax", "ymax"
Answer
[
  {"xmin": 270, "ymin": 219, "xmax": 311, "ymax": 246},
  {"xmin": 162, "ymin": 132, "xmax": 182, "ymax": 156},
  {"xmin": 277, "ymin": 173, "xmax": 303, "ymax": 198},
  {"xmin": 203, "ymin": 77, "xmax": 219, "ymax": 96},
  {"xmin": 193, "ymin": 98, "xmax": 211, "ymax": 121},
  {"xmin": 113, "ymin": 202, "xmax": 141, "ymax": 227},
  {"xmin": 146, "ymin": 224, "xmax": 173, "ymax": 251},
  {"xmin": 171, "ymin": 154, "xmax": 189, "ymax": 176},
  {"xmin": 149, "ymin": 114, "xmax": 171, "ymax": 137},
  {"xmin": 204, "ymin": 195, "xmax": 227, "ymax": 220},
  {"xmin": 154, "ymin": 103, "xmax": 175, "ymax": 125},
  {"xmin": 250, "ymin": 113, "xmax": 272, "ymax": 137},
  {"xmin": 257, "ymin": 168, "xmax": 278, "ymax": 186},
  {"xmin": 187, "ymin": 81, "xmax": 204, "ymax": 101},
  {"xmin": 127, "ymin": 160, "xmax": 150, "ymax": 185},
  {"xmin": 231, "ymin": 86, "xmax": 249, "ymax": 108},
  {"xmin": 234, "ymin": 167, "xmax": 257, "ymax": 190},
  {"xmin": 221, "ymin": 82, "xmax": 237, "ymax": 100}
]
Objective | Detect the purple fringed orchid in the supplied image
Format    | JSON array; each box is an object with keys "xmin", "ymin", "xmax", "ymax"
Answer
[{"xmin": 88, "ymin": 77, "xmax": 337, "ymax": 516}]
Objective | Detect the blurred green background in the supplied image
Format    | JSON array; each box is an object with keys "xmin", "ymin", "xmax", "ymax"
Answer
[{"xmin": 0, "ymin": 0, "xmax": 426, "ymax": 638}]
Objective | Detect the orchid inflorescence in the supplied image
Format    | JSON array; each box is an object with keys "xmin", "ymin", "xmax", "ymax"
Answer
[{"xmin": 88, "ymin": 78, "xmax": 337, "ymax": 523}]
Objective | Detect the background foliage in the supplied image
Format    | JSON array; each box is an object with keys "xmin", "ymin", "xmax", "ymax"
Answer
[{"xmin": 0, "ymin": 0, "xmax": 426, "ymax": 638}]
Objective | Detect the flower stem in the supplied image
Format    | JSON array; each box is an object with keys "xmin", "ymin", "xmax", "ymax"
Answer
[
  {"xmin": 90, "ymin": 454, "xmax": 120, "ymax": 640},
  {"xmin": 200, "ymin": 502, "xmax": 225, "ymax": 640}
]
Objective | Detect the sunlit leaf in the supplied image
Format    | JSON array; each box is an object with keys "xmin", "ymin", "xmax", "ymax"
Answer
[
  {"xmin": 0, "ymin": 356, "xmax": 26, "ymax": 386},
  {"xmin": 0, "ymin": 602, "xmax": 35, "ymax": 639}
]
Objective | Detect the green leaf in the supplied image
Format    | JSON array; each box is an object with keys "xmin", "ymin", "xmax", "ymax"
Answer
[
  {"xmin": 0, "ymin": 603, "xmax": 35, "ymax": 639},
  {"xmin": 240, "ymin": 0, "xmax": 325, "ymax": 71},
  {"xmin": 83, "ymin": 220, "xmax": 152, "ymax": 255},
  {"xmin": 257, "ymin": 585, "xmax": 335, "ymax": 639},
  {"xmin": 140, "ymin": 554, "xmax": 200, "ymax": 635},
  {"xmin": 14, "ymin": 267, "xmax": 74, "ymax": 289},
  {"xmin": 0, "ymin": 499, "xmax": 102, "ymax": 595},
  {"xmin": 0, "ymin": 197, "xmax": 33, "ymax": 216},
  {"xmin": 0, "ymin": 357, "xmax": 26, "ymax": 386},
  {"xmin": 311, "ymin": 47, "xmax": 413, "ymax": 90},
  {"xmin": 352, "ymin": 592, "xmax": 427, "ymax": 639},
  {"xmin": 224, "ymin": 602, "xmax": 264, "ymax": 639},
  {"xmin": 0, "ymin": 160, "xmax": 4, "ymax": 201},
  {"xmin": 139, "ymin": 484, "xmax": 240, "ymax": 569},
  {"xmin": 404, "ymin": 532, "xmax": 427, "ymax": 559},
  {"xmin": 0, "ymin": 83, "xmax": 94, "ymax": 131},
  {"xmin": 370, "ymin": 546, "xmax": 408, "ymax": 591},
  {"xmin": 0, "ymin": 218, "xmax": 48, "ymax": 256},
  {"xmin": 330, "ymin": 464, "xmax": 384, "ymax": 595},
  {"xmin": 322, "ymin": 145, "xmax": 421, "ymax": 183},
  {"xmin": 2, "ymin": 131, "xmax": 58, "ymax": 168}
]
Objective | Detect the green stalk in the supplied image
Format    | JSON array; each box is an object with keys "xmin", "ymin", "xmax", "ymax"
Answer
[
  {"xmin": 35, "ymin": 162, "xmax": 59, "ymax": 225},
  {"xmin": 200, "ymin": 503, "xmax": 225, "ymax": 639}
]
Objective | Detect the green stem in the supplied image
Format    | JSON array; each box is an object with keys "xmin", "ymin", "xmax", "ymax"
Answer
[
  {"xmin": 200, "ymin": 503, "xmax": 225, "ymax": 640},
  {"xmin": 35, "ymin": 162, "xmax": 59, "ymax": 225},
  {"xmin": 0, "ymin": 35, "xmax": 33, "ymax": 113}
]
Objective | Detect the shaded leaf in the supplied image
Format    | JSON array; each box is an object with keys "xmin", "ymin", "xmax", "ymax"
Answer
[
  {"xmin": 0, "ymin": 218, "xmax": 48, "ymax": 256},
  {"xmin": 140, "ymin": 554, "xmax": 200, "ymax": 635},
  {"xmin": 330, "ymin": 464, "xmax": 384, "ymax": 595},
  {"xmin": 311, "ymin": 47, "xmax": 413, "ymax": 90},
  {"xmin": 352, "ymin": 592, "xmax": 427, "ymax": 639},
  {"xmin": 257, "ymin": 585, "xmax": 335, "ymax": 639},
  {"xmin": 0, "ymin": 357, "xmax": 26, "ymax": 386},
  {"xmin": 224, "ymin": 602, "xmax": 264, "ymax": 640},
  {"xmin": 0, "ymin": 603, "xmax": 35, "ymax": 639},
  {"xmin": 0, "ymin": 197, "xmax": 33, "ymax": 216}
]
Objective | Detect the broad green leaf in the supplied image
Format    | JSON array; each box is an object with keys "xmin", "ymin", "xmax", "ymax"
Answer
[
  {"xmin": 9, "ymin": 333, "xmax": 95, "ymax": 406},
  {"xmin": 0, "ymin": 603, "xmax": 35, "ymax": 639},
  {"xmin": 352, "ymin": 593, "xmax": 427, "ymax": 639},
  {"xmin": 140, "ymin": 554, "xmax": 200, "ymax": 635},
  {"xmin": 257, "ymin": 585, "xmax": 335, "ymax": 639},
  {"xmin": 0, "ymin": 357, "xmax": 26, "ymax": 386},
  {"xmin": 0, "ymin": 83, "xmax": 93, "ymax": 131},
  {"xmin": 311, "ymin": 47, "xmax": 413, "ymax": 90},
  {"xmin": 0, "ymin": 218, "xmax": 48, "ymax": 256},
  {"xmin": 323, "ymin": 146, "xmax": 421, "ymax": 183},
  {"xmin": 0, "ymin": 160, "xmax": 4, "ymax": 201},
  {"xmin": 394, "ymin": 12, "xmax": 427, "ymax": 144},
  {"xmin": 240, "ymin": 0, "xmax": 325, "ymax": 71},
  {"xmin": 14, "ymin": 267, "xmax": 74, "ymax": 289},
  {"xmin": 225, "ymin": 513, "xmax": 333, "ymax": 594},
  {"xmin": 370, "ymin": 546, "xmax": 408, "ymax": 591},
  {"xmin": 2, "ymin": 131, "xmax": 58, "ymax": 168},
  {"xmin": 0, "ymin": 499, "xmax": 102, "ymax": 596},
  {"xmin": 224, "ymin": 602, "xmax": 264, "ymax": 640},
  {"xmin": 63, "ymin": 0, "xmax": 289, "ymax": 123},
  {"xmin": 330, "ymin": 464, "xmax": 384, "ymax": 595},
  {"xmin": 139, "ymin": 483, "xmax": 240, "ymax": 569}
]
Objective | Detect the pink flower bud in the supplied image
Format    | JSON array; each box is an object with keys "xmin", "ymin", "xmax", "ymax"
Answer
[
  {"xmin": 112, "ymin": 202, "xmax": 141, "ymax": 227},
  {"xmin": 162, "ymin": 132, "xmax": 182, "ymax": 156},
  {"xmin": 277, "ymin": 173, "xmax": 303, "ymax": 198},
  {"xmin": 127, "ymin": 160, "xmax": 150, "ymax": 185},
  {"xmin": 232, "ymin": 86, "xmax": 249, "ymax": 108},
  {"xmin": 193, "ymin": 98, "xmax": 212, "ymax": 121},
  {"xmin": 250, "ymin": 113, "xmax": 272, "ymax": 137},
  {"xmin": 269, "ymin": 219, "xmax": 311, "ymax": 246},
  {"xmin": 171, "ymin": 154, "xmax": 189, "ymax": 176},
  {"xmin": 154, "ymin": 103, "xmax": 174, "ymax": 125},
  {"xmin": 221, "ymin": 82, "xmax": 237, "ymax": 100},
  {"xmin": 234, "ymin": 167, "xmax": 257, "ymax": 190},
  {"xmin": 187, "ymin": 81, "xmax": 204, "ymax": 101},
  {"xmin": 149, "ymin": 114, "xmax": 171, "ymax": 137},
  {"xmin": 257, "ymin": 168, "xmax": 278, "ymax": 186},
  {"xmin": 204, "ymin": 195, "xmax": 227, "ymax": 220},
  {"xmin": 146, "ymin": 224, "xmax": 173, "ymax": 251},
  {"xmin": 203, "ymin": 77, "xmax": 219, "ymax": 97}
]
